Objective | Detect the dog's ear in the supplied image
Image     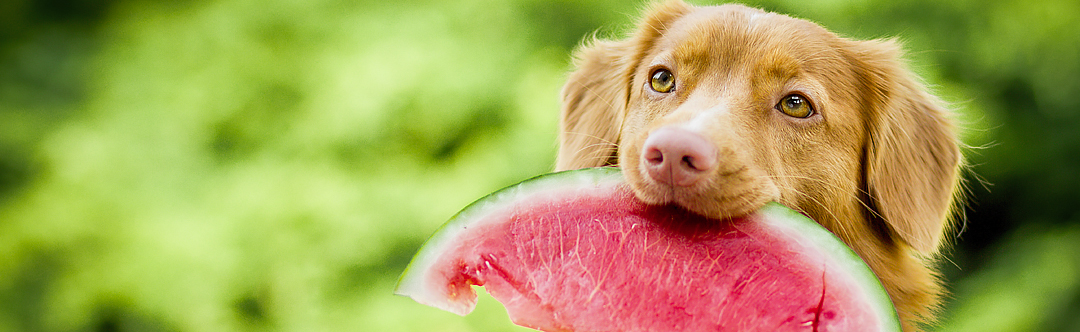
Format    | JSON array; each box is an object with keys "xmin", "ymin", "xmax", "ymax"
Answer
[
  {"xmin": 852, "ymin": 39, "xmax": 963, "ymax": 254},
  {"xmin": 556, "ymin": 0, "xmax": 691, "ymax": 171},
  {"xmin": 556, "ymin": 40, "xmax": 631, "ymax": 170}
]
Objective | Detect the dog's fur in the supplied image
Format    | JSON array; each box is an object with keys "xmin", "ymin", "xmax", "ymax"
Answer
[{"xmin": 555, "ymin": 1, "xmax": 963, "ymax": 331}]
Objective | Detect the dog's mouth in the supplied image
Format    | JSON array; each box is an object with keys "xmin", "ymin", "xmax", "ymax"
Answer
[
  {"xmin": 623, "ymin": 166, "xmax": 777, "ymax": 221},
  {"xmin": 620, "ymin": 127, "xmax": 780, "ymax": 220}
]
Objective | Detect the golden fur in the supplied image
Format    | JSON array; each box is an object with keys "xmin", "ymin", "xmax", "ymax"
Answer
[{"xmin": 555, "ymin": 1, "xmax": 963, "ymax": 331}]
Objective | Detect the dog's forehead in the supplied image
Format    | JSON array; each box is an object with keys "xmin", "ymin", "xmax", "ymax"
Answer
[{"xmin": 659, "ymin": 5, "xmax": 836, "ymax": 66}]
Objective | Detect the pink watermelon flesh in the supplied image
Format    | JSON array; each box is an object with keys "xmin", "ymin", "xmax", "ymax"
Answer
[{"xmin": 396, "ymin": 167, "xmax": 900, "ymax": 332}]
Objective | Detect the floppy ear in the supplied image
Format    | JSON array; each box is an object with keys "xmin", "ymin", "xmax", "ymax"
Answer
[
  {"xmin": 555, "ymin": 40, "xmax": 632, "ymax": 171},
  {"xmin": 555, "ymin": 0, "xmax": 692, "ymax": 171},
  {"xmin": 854, "ymin": 39, "xmax": 963, "ymax": 254}
]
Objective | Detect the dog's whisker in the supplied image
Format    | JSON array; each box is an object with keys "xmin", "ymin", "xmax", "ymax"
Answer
[
  {"xmin": 565, "ymin": 131, "xmax": 620, "ymax": 148},
  {"xmin": 571, "ymin": 141, "xmax": 619, "ymax": 159}
]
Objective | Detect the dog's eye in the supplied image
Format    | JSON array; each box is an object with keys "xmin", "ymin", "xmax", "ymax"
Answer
[
  {"xmin": 776, "ymin": 94, "xmax": 814, "ymax": 118},
  {"xmin": 649, "ymin": 69, "xmax": 675, "ymax": 93}
]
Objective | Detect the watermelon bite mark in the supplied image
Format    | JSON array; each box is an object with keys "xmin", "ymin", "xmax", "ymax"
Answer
[{"xmin": 396, "ymin": 168, "xmax": 900, "ymax": 332}]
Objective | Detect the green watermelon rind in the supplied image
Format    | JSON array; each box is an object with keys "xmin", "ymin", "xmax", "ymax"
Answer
[
  {"xmin": 394, "ymin": 167, "xmax": 625, "ymax": 314},
  {"xmin": 394, "ymin": 167, "xmax": 901, "ymax": 331},
  {"xmin": 755, "ymin": 203, "xmax": 903, "ymax": 331}
]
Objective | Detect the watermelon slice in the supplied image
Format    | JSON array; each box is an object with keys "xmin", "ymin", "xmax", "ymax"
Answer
[{"xmin": 395, "ymin": 167, "xmax": 901, "ymax": 331}]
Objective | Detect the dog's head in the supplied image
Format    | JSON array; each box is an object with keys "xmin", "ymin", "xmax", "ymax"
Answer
[{"xmin": 556, "ymin": 1, "xmax": 961, "ymax": 254}]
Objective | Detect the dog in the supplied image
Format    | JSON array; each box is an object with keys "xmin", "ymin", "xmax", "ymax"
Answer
[{"xmin": 554, "ymin": 1, "xmax": 963, "ymax": 331}]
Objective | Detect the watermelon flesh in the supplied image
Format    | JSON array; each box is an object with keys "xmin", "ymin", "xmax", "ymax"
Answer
[{"xmin": 395, "ymin": 167, "xmax": 900, "ymax": 331}]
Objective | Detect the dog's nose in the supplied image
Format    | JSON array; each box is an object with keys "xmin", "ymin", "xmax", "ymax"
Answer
[{"xmin": 641, "ymin": 126, "xmax": 718, "ymax": 187}]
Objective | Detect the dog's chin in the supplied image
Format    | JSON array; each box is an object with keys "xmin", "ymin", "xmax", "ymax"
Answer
[{"xmin": 621, "ymin": 166, "xmax": 780, "ymax": 221}]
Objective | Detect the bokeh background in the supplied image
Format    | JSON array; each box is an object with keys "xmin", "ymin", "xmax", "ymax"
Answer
[{"xmin": 1, "ymin": 0, "xmax": 1078, "ymax": 331}]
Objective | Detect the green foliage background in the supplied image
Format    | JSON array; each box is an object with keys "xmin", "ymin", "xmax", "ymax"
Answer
[{"xmin": 1, "ymin": 0, "xmax": 1078, "ymax": 331}]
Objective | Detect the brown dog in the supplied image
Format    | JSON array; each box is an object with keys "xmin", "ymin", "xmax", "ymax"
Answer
[{"xmin": 555, "ymin": 1, "xmax": 963, "ymax": 331}]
